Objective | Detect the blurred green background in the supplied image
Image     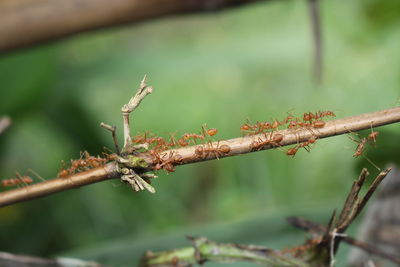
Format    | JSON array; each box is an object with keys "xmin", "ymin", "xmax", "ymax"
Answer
[{"xmin": 0, "ymin": 0, "xmax": 399, "ymax": 266}]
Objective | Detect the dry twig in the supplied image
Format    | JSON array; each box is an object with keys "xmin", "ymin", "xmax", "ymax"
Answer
[{"xmin": 288, "ymin": 217, "xmax": 400, "ymax": 265}]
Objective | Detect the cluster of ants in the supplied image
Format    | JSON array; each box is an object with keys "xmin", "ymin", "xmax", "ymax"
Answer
[
  {"xmin": 133, "ymin": 125, "xmax": 224, "ymax": 173},
  {"xmin": 241, "ymin": 110, "xmax": 336, "ymax": 157},
  {"xmin": 138, "ymin": 111, "xmax": 338, "ymax": 173},
  {"xmin": 131, "ymin": 125, "xmax": 218, "ymax": 151},
  {"xmin": 58, "ymin": 151, "xmax": 117, "ymax": 178},
  {"xmin": 55, "ymin": 125, "xmax": 221, "ymax": 176},
  {"xmin": 3, "ymin": 109, "xmax": 379, "ymax": 187},
  {"xmin": 240, "ymin": 110, "xmax": 335, "ymax": 135},
  {"xmin": 1, "ymin": 170, "xmax": 43, "ymax": 189}
]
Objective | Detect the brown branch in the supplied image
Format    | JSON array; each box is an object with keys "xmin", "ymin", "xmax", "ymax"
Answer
[
  {"xmin": 0, "ymin": 107, "xmax": 399, "ymax": 207},
  {"xmin": 0, "ymin": 0, "xmax": 269, "ymax": 53},
  {"xmin": 336, "ymin": 169, "xmax": 391, "ymax": 239},
  {"xmin": 0, "ymin": 163, "xmax": 119, "ymax": 207},
  {"xmin": 137, "ymin": 106, "xmax": 400, "ymax": 169},
  {"xmin": 337, "ymin": 168, "xmax": 369, "ymax": 230}
]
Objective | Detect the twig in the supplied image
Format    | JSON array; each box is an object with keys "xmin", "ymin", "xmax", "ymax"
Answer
[
  {"xmin": 121, "ymin": 75, "xmax": 153, "ymax": 148},
  {"xmin": 100, "ymin": 122, "xmax": 120, "ymax": 154},
  {"xmin": 336, "ymin": 169, "xmax": 391, "ymax": 235},
  {"xmin": 337, "ymin": 168, "xmax": 369, "ymax": 227},
  {"xmin": 0, "ymin": 163, "xmax": 119, "ymax": 207},
  {"xmin": 0, "ymin": 108, "xmax": 399, "ymax": 207},
  {"xmin": 137, "ymin": 107, "xmax": 400, "ymax": 170}
]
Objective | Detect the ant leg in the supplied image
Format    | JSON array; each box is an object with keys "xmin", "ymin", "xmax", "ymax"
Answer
[
  {"xmin": 28, "ymin": 169, "xmax": 45, "ymax": 182},
  {"xmin": 363, "ymin": 155, "xmax": 381, "ymax": 171},
  {"xmin": 15, "ymin": 172, "xmax": 28, "ymax": 187}
]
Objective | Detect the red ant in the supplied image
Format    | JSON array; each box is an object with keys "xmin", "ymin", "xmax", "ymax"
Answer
[
  {"xmin": 132, "ymin": 131, "xmax": 151, "ymax": 144},
  {"xmin": 303, "ymin": 111, "xmax": 335, "ymax": 122},
  {"xmin": 168, "ymin": 133, "xmax": 189, "ymax": 147},
  {"xmin": 207, "ymin": 128, "xmax": 218, "ymax": 136},
  {"xmin": 194, "ymin": 142, "xmax": 231, "ymax": 160},
  {"xmin": 368, "ymin": 131, "xmax": 379, "ymax": 143},
  {"xmin": 58, "ymin": 151, "xmax": 114, "ymax": 178},
  {"xmin": 281, "ymin": 115, "xmax": 295, "ymax": 125},
  {"xmin": 201, "ymin": 124, "xmax": 218, "ymax": 137},
  {"xmin": 351, "ymin": 131, "xmax": 379, "ymax": 158},
  {"xmin": 286, "ymin": 136, "xmax": 317, "ymax": 157},
  {"xmin": 286, "ymin": 147, "xmax": 299, "ymax": 157},
  {"xmin": 240, "ymin": 120, "xmax": 259, "ymax": 135},
  {"xmin": 240, "ymin": 120, "xmax": 276, "ymax": 135},
  {"xmin": 151, "ymin": 150, "xmax": 181, "ymax": 173},
  {"xmin": 58, "ymin": 168, "xmax": 69, "ymax": 178},
  {"xmin": 2, "ymin": 173, "xmax": 33, "ymax": 188},
  {"xmin": 240, "ymin": 123, "xmax": 256, "ymax": 132},
  {"xmin": 251, "ymin": 133, "xmax": 284, "ymax": 151},
  {"xmin": 312, "ymin": 120, "xmax": 325, "ymax": 128},
  {"xmin": 315, "ymin": 110, "xmax": 336, "ymax": 119},
  {"xmin": 353, "ymin": 138, "xmax": 367, "ymax": 158},
  {"xmin": 347, "ymin": 129, "xmax": 379, "ymax": 158},
  {"xmin": 178, "ymin": 138, "xmax": 189, "ymax": 147},
  {"xmin": 182, "ymin": 133, "xmax": 204, "ymax": 143}
]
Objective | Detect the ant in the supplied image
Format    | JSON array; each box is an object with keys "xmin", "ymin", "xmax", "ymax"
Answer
[
  {"xmin": 286, "ymin": 136, "xmax": 318, "ymax": 157},
  {"xmin": 353, "ymin": 138, "xmax": 367, "ymax": 158},
  {"xmin": 240, "ymin": 120, "xmax": 277, "ymax": 135},
  {"xmin": 368, "ymin": 130, "xmax": 379, "ymax": 143},
  {"xmin": 281, "ymin": 115, "xmax": 295, "ymax": 125},
  {"xmin": 2, "ymin": 172, "xmax": 33, "ymax": 188},
  {"xmin": 312, "ymin": 120, "xmax": 325, "ymax": 128},
  {"xmin": 240, "ymin": 119, "xmax": 259, "ymax": 135},
  {"xmin": 286, "ymin": 147, "xmax": 299, "ymax": 157},
  {"xmin": 302, "ymin": 111, "xmax": 335, "ymax": 122},
  {"xmin": 132, "ymin": 131, "xmax": 151, "ymax": 144},
  {"xmin": 315, "ymin": 110, "xmax": 336, "ymax": 119},
  {"xmin": 347, "ymin": 129, "xmax": 379, "ymax": 158},
  {"xmin": 151, "ymin": 150, "xmax": 181, "ymax": 173},
  {"xmin": 194, "ymin": 141, "xmax": 231, "ymax": 160},
  {"xmin": 182, "ymin": 133, "xmax": 204, "ymax": 143},
  {"xmin": 346, "ymin": 128, "xmax": 381, "ymax": 171},
  {"xmin": 168, "ymin": 133, "xmax": 189, "ymax": 147},
  {"xmin": 58, "ymin": 151, "xmax": 114, "ymax": 178},
  {"xmin": 251, "ymin": 133, "xmax": 284, "ymax": 151},
  {"xmin": 201, "ymin": 124, "xmax": 218, "ymax": 137}
]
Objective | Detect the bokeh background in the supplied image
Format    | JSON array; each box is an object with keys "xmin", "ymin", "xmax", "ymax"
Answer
[{"xmin": 1, "ymin": 0, "xmax": 400, "ymax": 266}]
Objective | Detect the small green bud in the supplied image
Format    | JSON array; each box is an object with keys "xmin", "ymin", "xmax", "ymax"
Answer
[{"xmin": 124, "ymin": 155, "xmax": 149, "ymax": 168}]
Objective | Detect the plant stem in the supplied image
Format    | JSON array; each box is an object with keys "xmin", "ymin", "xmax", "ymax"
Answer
[
  {"xmin": 141, "ymin": 237, "xmax": 310, "ymax": 267},
  {"xmin": 0, "ymin": 107, "xmax": 399, "ymax": 207}
]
